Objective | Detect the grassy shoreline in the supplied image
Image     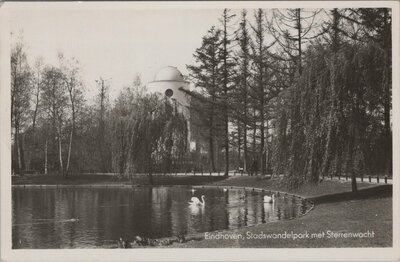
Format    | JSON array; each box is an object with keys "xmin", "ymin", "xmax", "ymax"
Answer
[
  {"xmin": 166, "ymin": 196, "xmax": 392, "ymax": 248},
  {"xmin": 171, "ymin": 177, "xmax": 392, "ymax": 248},
  {"xmin": 12, "ymin": 173, "xmax": 378, "ymax": 192}
]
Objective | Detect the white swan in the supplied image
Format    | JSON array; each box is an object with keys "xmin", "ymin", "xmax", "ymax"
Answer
[
  {"xmin": 264, "ymin": 202, "xmax": 275, "ymax": 219},
  {"xmin": 188, "ymin": 195, "xmax": 205, "ymax": 206},
  {"xmin": 223, "ymin": 188, "xmax": 228, "ymax": 192},
  {"xmin": 264, "ymin": 194, "xmax": 275, "ymax": 203},
  {"xmin": 188, "ymin": 203, "xmax": 205, "ymax": 215}
]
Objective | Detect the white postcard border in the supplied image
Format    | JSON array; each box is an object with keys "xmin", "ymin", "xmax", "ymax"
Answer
[{"xmin": 1, "ymin": 1, "xmax": 399, "ymax": 261}]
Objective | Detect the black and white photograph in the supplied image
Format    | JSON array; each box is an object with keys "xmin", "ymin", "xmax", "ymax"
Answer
[{"xmin": 0, "ymin": 1, "xmax": 399, "ymax": 261}]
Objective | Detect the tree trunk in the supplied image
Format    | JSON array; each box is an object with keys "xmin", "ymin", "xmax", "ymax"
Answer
[
  {"xmin": 296, "ymin": 8, "xmax": 303, "ymax": 74},
  {"xmin": 257, "ymin": 9, "xmax": 265, "ymax": 176},
  {"xmin": 383, "ymin": 9, "xmax": 392, "ymax": 176},
  {"xmin": 347, "ymin": 128, "xmax": 357, "ymax": 194},
  {"xmin": 44, "ymin": 139, "xmax": 48, "ymax": 175},
  {"xmin": 215, "ymin": 140, "xmax": 220, "ymax": 171},
  {"xmin": 335, "ymin": 148, "xmax": 342, "ymax": 177},
  {"xmin": 224, "ymin": 109, "xmax": 229, "ymax": 176},
  {"xmin": 20, "ymin": 133, "xmax": 26, "ymax": 171},
  {"xmin": 252, "ymin": 107, "xmax": 256, "ymax": 158},
  {"xmin": 66, "ymin": 86, "xmax": 76, "ymax": 176},
  {"xmin": 265, "ymin": 119, "xmax": 269, "ymax": 175},
  {"xmin": 98, "ymin": 78, "xmax": 108, "ymax": 173},
  {"xmin": 209, "ymin": 103, "xmax": 216, "ymax": 172},
  {"xmin": 243, "ymin": 120, "xmax": 248, "ymax": 173},
  {"xmin": 321, "ymin": 16, "xmax": 341, "ymax": 190},
  {"xmin": 222, "ymin": 11, "xmax": 230, "ymax": 176},
  {"xmin": 241, "ymin": 12, "xmax": 249, "ymax": 174},
  {"xmin": 15, "ymin": 124, "xmax": 22, "ymax": 176},
  {"xmin": 259, "ymin": 73, "xmax": 265, "ymax": 176},
  {"xmin": 119, "ymin": 121, "xmax": 126, "ymax": 175},
  {"xmin": 351, "ymin": 171, "xmax": 357, "ymax": 194},
  {"xmin": 209, "ymin": 133, "xmax": 216, "ymax": 172},
  {"xmin": 58, "ymin": 125, "xmax": 64, "ymax": 177},
  {"xmin": 148, "ymin": 154, "xmax": 153, "ymax": 185},
  {"xmin": 32, "ymin": 76, "xmax": 39, "ymax": 127},
  {"xmin": 383, "ymin": 50, "xmax": 391, "ymax": 175},
  {"xmin": 309, "ymin": 142, "xmax": 319, "ymax": 183},
  {"xmin": 237, "ymin": 121, "xmax": 242, "ymax": 168},
  {"xmin": 66, "ymin": 128, "xmax": 73, "ymax": 175},
  {"xmin": 32, "ymin": 70, "xmax": 40, "ymax": 145}
]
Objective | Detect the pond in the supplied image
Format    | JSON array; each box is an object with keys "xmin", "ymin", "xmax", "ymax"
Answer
[{"xmin": 12, "ymin": 186, "xmax": 312, "ymax": 248}]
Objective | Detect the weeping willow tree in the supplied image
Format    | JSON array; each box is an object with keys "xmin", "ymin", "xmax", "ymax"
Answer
[
  {"xmin": 273, "ymin": 39, "xmax": 390, "ymax": 191},
  {"xmin": 151, "ymin": 98, "xmax": 188, "ymax": 176},
  {"xmin": 110, "ymin": 86, "xmax": 188, "ymax": 183}
]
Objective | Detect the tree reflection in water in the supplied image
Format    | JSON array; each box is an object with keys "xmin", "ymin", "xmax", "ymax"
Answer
[{"xmin": 12, "ymin": 187, "xmax": 312, "ymax": 248}]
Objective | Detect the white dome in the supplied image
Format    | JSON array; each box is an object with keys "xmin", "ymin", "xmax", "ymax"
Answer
[{"xmin": 154, "ymin": 66, "xmax": 184, "ymax": 82}]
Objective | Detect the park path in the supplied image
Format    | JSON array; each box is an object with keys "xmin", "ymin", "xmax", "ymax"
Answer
[
  {"xmin": 320, "ymin": 175, "xmax": 392, "ymax": 185},
  {"xmin": 73, "ymin": 171, "xmax": 393, "ymax": 185},
  {"xmin": 141, "ymin": 171, "xmax": 392, "ymax": 185}
]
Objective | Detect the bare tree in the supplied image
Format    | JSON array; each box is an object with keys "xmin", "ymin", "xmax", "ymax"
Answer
[
  {"xmin": 31, "ymin": 57, "xmax": 44, "ymax": 144},
  {"xmin": 41, "ymin": 66, "xmax": 68, "ymax": 176},
  {"xmin": 59, "ymin": 54, "xmax": 84, "ymax": 176},
  {"xmin": 96, "ymin": 77, "xmax": 111, "ymax": 173},
  {"xmin": 11, "ymin": 37, "xmax": 31, "ymax": 175}
]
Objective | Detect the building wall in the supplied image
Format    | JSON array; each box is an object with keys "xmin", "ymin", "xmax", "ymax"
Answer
[{"xmin": 147, "ymin": 81, "xmax": 190, "ymax": 107}]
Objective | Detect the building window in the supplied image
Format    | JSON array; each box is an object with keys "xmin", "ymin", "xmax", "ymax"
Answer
[{"xmin": 165, "ymin": 89, "xmax": 173, "ymax": 97}]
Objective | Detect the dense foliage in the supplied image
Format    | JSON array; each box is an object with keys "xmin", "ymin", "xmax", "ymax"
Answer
[{"xmin": 11, "ymin": 8, "xmax": 392, "ymax": 191}]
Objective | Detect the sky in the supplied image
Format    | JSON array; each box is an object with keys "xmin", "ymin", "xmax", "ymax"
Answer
[{"xmin": 8, "ymin": 4, "xmax": 240, "ymax": 101}]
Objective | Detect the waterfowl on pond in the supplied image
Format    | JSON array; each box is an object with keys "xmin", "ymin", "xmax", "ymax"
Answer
[
  {"xmin": 188, "ymin": 195, "xmax": 205, "ymax": 206},
  {"xmin": 134, "ymin": 235, "xmax": 148, "ymax": 246},
  {"xmin": 124, "ymin": 240, "xmax": 131, "ymax": 248},
  {"xmin": 188, "ymin": 202, "xmax": 205, "ymax": 215},
  {"xmin": 223, "ymin": 188, "xmax": 228, "ymax": 192},
  {"xmin": 118, "ymin": 237, "xmax": 129, "ymax": 248},
  {"xmin": 264, "ymin": 194, "xmax": 275, "ymax": 203},
  {"xmin": 176, "ymin": 234, "xmax": 186, "ymax": 243},
  {"xmin": 263, "ymin": 201, "xmax": 275, "ymax": 218}
]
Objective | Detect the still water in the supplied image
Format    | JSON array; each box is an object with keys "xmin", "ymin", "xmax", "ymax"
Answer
[{"xmin": 12, "ymin": 186, "xmax": 312, "ymax": 248}]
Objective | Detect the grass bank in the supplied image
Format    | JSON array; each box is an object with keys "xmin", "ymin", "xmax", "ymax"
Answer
[
  {"xmin": 170, "ymin": 196, "xmax": 392, "ymax": 248},
  {"xmin": 208, "ymin": 176, "xmax": 379, "ymax": 198},
  {"xmin": 166, "ymin": 176, "xmax": 392, "ymax": 248}
]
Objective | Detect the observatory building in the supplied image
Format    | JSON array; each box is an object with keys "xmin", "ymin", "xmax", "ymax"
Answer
[
  {"xmin": 147, "ymin": 66, "xmax": 195, "ymax": 149},
  {"xmin": 146, "ymin": 66, "xmax": 210, "ymax": 171}
]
